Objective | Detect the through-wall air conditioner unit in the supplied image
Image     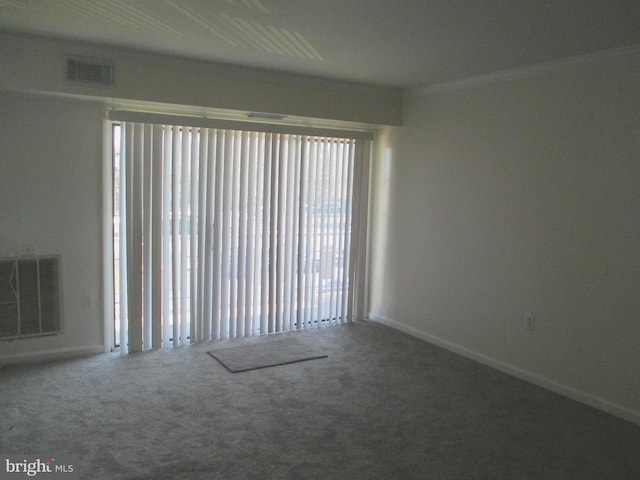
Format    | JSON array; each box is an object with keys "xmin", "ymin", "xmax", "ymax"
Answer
[
  {"xmin": 66, "ymin": 56, "xmax": 114, "ymax": 86},
  {"xmin": 0, "ymin": 256, "xmax": 62, "ymax": 340}
]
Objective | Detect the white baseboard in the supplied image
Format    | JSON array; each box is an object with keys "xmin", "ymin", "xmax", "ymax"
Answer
[
  {"xmin": 367, "ymin": 314, "xmax": 640, "ymax": 427},
  {"xmin": 0, "ymin": 345, "xmax": 104, "ymax": 366}
]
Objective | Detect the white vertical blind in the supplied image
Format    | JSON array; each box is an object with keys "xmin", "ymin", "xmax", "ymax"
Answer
[{"xmin": 113, "ymin": 116, "xmax": 371, "ymax": 352}]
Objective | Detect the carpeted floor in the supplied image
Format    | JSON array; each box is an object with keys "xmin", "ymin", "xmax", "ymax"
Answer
[{"xmin": 1, "ymin": 320, "xmax": 639, "ymax": 479}]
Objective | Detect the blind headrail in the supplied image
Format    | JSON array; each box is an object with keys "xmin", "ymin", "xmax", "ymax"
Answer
[{"xmin": 107, "ymin": 110, "xmax": 374, "ymax": 140}]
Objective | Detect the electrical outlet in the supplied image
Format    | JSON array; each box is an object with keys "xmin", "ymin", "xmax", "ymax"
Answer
[
  {"xmin": 525, "ymin": 315, "xmax": 536, "ymax": 331},
  {"xmin": 18, "ymin": 244, "xmax": 36, "ymax": 256}
]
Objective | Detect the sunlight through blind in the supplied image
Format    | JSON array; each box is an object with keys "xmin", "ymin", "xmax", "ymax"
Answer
[{"xmin": 112, "ymin": 115, "xmax": 371, "ymax": 352}]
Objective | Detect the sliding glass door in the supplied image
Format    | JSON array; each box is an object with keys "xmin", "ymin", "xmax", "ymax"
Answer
[{"xmin": 111, "ymin": 114, "xmax": 371, "ymax": 352}]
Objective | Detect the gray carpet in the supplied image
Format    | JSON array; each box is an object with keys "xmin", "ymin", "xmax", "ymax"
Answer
[
  {"xmin": 1, "ymin": 321, "xmax": 639, "ymax": 480},
  {"xmin": 208, "ymin": 337, "xmax": 328, "ymax": 372}
]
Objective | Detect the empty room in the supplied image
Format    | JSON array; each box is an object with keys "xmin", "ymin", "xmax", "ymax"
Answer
[{"xmin": 1, "ymin": 1, "xmax": 639, "ymax": 479}]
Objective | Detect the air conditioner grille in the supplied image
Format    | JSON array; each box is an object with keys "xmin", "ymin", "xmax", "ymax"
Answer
[
  {"xmin": 67, "ymin": 58, "xmax": 113, "ymax": 85},
  {"xmin": 0, "ymin": 256, "xmax": 61, "ymax": 340}
]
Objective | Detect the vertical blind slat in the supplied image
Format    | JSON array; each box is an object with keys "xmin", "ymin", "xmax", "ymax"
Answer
[
  {"xmin": 256, "ymin": 134, "xmax": 266, "ymax": 335},
  {"xmin": 237, "ymin": 132, "xmax": 250, "ymax": 337},
  {"xmin": 161, "ymin": 126, "xmax": 173, "ymax": 346},
  {"xmin": 190, "ymin": 128, "xmax": 200, "ymax": 344},
  {"xmin": 344, "ymin": 140, "xmax": 356, "ymax": 321},
  {"xmin": 244, "ymin": 133, "xmax": 258, "ymax": 336},
  {"xmin": 179, "ymin": 129, "xmax": 190, "ymax": 345},
  {"xmin": 127, "ymin": 123, "xmax": 143, "ymax": 352},
  {"xmin": 142, "ymin": 124, "xmax": 153, "ymax": 349},
  {"xmin": 202, "ymin": 129, "xmax": 216, "ymax": 341},
  {"xmin": 212, "ymin": 130, "xmax": 224, "ymax": 339},
  {"xmin": 118, "ymin": 125, "xmax": 129, "ymax": 353},
  {"xmin": 230, "ymin": 131, "xmax": 241, "ymax": 338},
  {"xmin": 261, "ymin": 133, "xmax": 271, "ymax": 335},
  {"xmin": 296, "ymin": 140, "xmax": 307, "ymax": 330},
  {"xmin": 151, "ymin": 124, "xmax": 164, "ymax": 349},
  {"xmin": 170, "ymin": 126, "xmax": 180, "ymax": 347}
]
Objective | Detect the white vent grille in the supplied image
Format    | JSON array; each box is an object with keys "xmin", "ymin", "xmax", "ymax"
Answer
[
  {"xmin": 66, "ymin": 57, "xmax": 114, "ymax": 85},
  {"xmin": 0, "ymin": 256, "xmax": 61, "ymax": 340}
]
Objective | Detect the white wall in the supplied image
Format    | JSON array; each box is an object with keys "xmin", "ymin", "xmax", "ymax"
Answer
[
  {"xmin": 0, "ymin": 92, "xmax": 105, "ymax": 361},
  {"xmin": 369, "ymin": 53, "xmax": 640, "ymax": 423},
  {"xmin": 0, "ymin": 32, "xmax": 402, "ymax": 126}
]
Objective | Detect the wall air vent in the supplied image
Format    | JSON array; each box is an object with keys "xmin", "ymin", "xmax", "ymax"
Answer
[
  {"xmin": 0, "ymin": 256, "xmax": 61, "ymax": 340},
  {"xmin": 66, "ymin": 57, "xmax": 114, "ymax": 86}
]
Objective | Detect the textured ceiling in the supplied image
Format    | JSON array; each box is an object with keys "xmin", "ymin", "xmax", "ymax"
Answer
[{"xmin": 1, "ymin": 0, "xmax": 639, "ymax": 88}]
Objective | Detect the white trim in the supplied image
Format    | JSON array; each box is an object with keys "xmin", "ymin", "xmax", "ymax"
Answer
[
  {"xmin": 0, "ymin": 345, "xmax": 105, "ymax": 366},
  {"xmin": 410, "ymin": 44, "xmax": 640, "ymax": 97},
  {"xmin": 102, "ymin": 119, "xmax": 115, "ymax": 353},
  {"xmin": 367, "ymin": 313, "xmax": 640, "ymax": 427}
]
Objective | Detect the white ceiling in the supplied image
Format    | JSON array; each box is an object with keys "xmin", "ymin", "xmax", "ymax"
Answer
[{"xmin": 1, "ymin": 0, "xmax": 639, "ymax": 89}]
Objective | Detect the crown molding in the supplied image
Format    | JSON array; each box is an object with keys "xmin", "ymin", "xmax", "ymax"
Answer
[{"xmin": 409, "ymin": 44, "xmax": 640, "ymax": 97}]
